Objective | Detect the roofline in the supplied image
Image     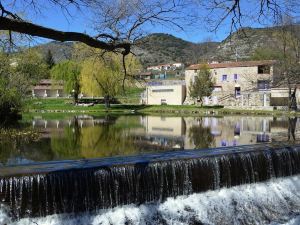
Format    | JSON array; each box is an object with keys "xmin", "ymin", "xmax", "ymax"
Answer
[{"xmin": 186, "ymin": 60, "xmax": 276, "ymax": 70}]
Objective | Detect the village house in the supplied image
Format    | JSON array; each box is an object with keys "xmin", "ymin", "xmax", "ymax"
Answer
[
  {"xmin": 185, "ymin": 60, "xmax": 276, "ymax": 108},
  {"xmin": 142, "ymin": 60, "xmax": 278, "ymax": 106},
  {"xmin": 146, "ymin": 62, "xmax": 184, "ymax": 71}
]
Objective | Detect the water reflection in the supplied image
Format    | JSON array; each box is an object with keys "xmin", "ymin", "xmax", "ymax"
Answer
[
  {"xmin": 0, "ymin": 115, "xmax": 299, "ymax": 165},
  {"xmin": 188, "ymin": 118, "xmax": 215, "ymax": 149}
]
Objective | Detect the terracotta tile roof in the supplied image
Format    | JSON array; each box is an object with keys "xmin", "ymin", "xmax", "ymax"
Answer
[{"xmin": 186, "ymin": 60, "xmax": 276, "ymax": 70}]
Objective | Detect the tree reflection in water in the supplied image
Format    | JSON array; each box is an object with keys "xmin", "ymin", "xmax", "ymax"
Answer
[
  {"xmin": 50, "ymin": 117, "xmax": 81, "ymax": 159},
  {"xmin": 50, "ymin": 116, "xmax": 140, "ymax": 159},
  {"xmin": 0, "ymin": 124, "xmax": 50, "ymax": 165},
  {"xmin": 188, "ymin": 118, "xmax": 215, "ymax": 149},
  {"xmin": 288, "ymin": 117, "xmax": 298, "ymax": 141}
]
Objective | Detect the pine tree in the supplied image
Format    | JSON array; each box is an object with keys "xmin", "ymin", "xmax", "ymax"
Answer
[{"xmin": 44, "ymin": 49, "xmax": 55, "ymax": 69}]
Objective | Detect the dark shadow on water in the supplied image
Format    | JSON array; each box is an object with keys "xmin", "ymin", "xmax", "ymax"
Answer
[{"xmin": 288, "ymin": 117, "xmax": 298, "ymax": 141}]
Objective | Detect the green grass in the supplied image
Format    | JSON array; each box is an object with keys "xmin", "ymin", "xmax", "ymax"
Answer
[
  {"xmin": 116, "ymin": 87, "xmax": 145, "ymax": 104},
  {"xmin": 24, "ymin": 98, "xmax": 147, "ymax": 113},
  {"xmin": 23, "ymin": 98, "xmax": 300, "ymax": 117}
]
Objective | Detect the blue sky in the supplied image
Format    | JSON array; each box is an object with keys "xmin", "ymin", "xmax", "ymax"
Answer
[
  {"xmin": 19, "ymin": 0, "xmax": 238, "ymax": 44},
  {"xmin": 30, "ymin": 6, "xmax": 230, "ymax": 43},
  {"xmin": 17, "ymin": 0, "xmax": 284, "ymax": 44}
]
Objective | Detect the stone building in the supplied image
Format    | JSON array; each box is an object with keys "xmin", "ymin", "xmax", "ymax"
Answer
[{"xmin": 185, "ymin": 60, "xmax": 276, "ymax": 108}]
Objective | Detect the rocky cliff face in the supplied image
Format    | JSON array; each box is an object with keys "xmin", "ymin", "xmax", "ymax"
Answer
[{"xmin": 207, "ymin": 25, "xmax": 300, "ymax": 61}]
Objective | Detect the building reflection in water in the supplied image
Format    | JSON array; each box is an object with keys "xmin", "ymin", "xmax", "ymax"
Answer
[
  {"xmin": 2, "ymin": 115, "xmax": 298, "ymax": 166},
  {"xmin": 138, "ymin": 116, "xmax": 299, "ymax": 149},
  {"xmin": 29, "ymin": 115, "xmax": 300, "ymax": 159},
  {"xmin": 137, "ymin": 116, "xmax": 186, "ymax": 149}
]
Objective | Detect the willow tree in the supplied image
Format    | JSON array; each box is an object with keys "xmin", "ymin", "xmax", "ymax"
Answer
[
  {"xmin": 51, "ymin": 60, "xmax": 82, "ymax": 103},
  {"xmin": 80, "ymin": 56, "xmax": 121, "ymax": 108},
  {"xmin": 80, "ymin": 53, "xmax": 140, "ymax": 107}
]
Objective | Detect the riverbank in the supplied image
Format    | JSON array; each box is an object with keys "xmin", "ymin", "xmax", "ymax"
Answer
[{"xmin": 24, "ymin": 99, "xmax": 300, "ymax": 116}]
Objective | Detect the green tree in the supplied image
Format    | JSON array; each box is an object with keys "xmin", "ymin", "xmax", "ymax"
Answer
[
  {"xmin": 188, "ymin": 119, "xmax": 214, "ymax": 149},
  {"xmin": 189, "ymin": 65, "xmax": 214, "ymax": 105},
  {"xmin": 80, "ymin": 56, "xmax": 121, "ymax": 108},
  {"xmin": 44, "ymin": 49, "xmax": 55, "ymax": 69},
  {"xmin": 80, "ymin": 53, "xmax": 140, "ymax": 108},
  {"xmin": 51, "ymin": 60, "xmax": 82, "ymax": 103},
  {"xmin": 0, "ymin": 53, "xmax": 22, "ymax": 124},
  {"xmin": 0, "ymin": 50, "xmax": 49, "ymax": 124},
  {"xmin": 15, "ymin": 49, "xmax": 50, "ymax": 84}
]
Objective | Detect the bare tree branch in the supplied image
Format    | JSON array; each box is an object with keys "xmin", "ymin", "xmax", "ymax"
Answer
[{"xmin": 0, "ymin": 17, "xmax": 131, "ymax": 55}]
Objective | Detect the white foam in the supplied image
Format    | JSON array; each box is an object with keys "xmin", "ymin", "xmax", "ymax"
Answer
[
  {"xmin": 280, "ymin": 216, "xmax": 300, "ymax": 225},
  {"xmin": 2, "ymin": 175, "xmax": 300, "ymax": 225}
]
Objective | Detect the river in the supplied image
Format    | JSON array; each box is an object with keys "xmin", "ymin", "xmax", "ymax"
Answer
[{"xmin": 0, "ymin": 115, "xmax": 299, "ymax": 224}]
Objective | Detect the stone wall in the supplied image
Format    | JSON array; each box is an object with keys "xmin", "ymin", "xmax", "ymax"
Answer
[{"xmin": 220, "ymin": 92, "xmax": 270, "ymax": 107}]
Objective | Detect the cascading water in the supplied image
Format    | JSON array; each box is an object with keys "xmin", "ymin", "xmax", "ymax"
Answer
[
  {"xmin": 1, "ymin": 175, "xmax": 299, "ymax": 225},
  {"xmin": 0, "ymin": 144, "xmax": 299, "ymax": 223}
]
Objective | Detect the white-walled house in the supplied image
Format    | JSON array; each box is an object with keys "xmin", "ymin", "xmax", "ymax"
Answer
[
  {"xmin": 147, "ymin": 63, "xmax": 184, "ymax": 71},
  {"xmin": 185, "ymin": 60, "xmax": 276, "ymax": 107},
  {"xmin": 141, "ymin": 80, "xmax": 186, "ymax": 105}
]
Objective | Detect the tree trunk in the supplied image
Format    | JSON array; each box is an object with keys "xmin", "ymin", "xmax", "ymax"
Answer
[
  {"xmin": 74, "ymin": 92, "xmax": 79, "ymax": 104},
  {"xmin": 289, "ymin": 87, "xmax": 297, "ymax": 111},
  {"xmin": 104, "ymin": 95, "xmax": 110, "ymax": 108}
]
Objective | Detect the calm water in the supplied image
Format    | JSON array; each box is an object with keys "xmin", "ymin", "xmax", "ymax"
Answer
[
  {"xmin": 1, "ymin": 114, "xmax": 299, "ymax": 166},
  {"xmin": 1, "ymin": 114, "xmax": 300, "ymax": 224}
]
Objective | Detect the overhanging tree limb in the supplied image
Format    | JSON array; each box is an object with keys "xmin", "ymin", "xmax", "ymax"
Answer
[{"xmin": 0, "ymin": 17, "xmax": 131, "ymax": 55}]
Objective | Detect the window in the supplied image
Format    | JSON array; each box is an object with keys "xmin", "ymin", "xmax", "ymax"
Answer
[
  {"xmin": 257, "ymin": 80, "xmax": 270, "ymax": 90},
  {"xmin": 213, "ymin": 87, "xmax": 222, "ymax": 92},
  {"xmin": 234, "ymin": 74, "xmax": 238, "ymax": 80},
  {"xmin": 258, "ymin": 65, "xmax": 270, "ymax": 74},
  {"xmin": 222, "ymin": 74, "xmax": 227, "ymax": 81},
  {"xmin": 235, "ymin": 87, "xmax": 241, "ymax": 97},
  {"xmin": 152, "ymin": 127, "xmax": 173, "ymax": 132},
  {"xmin": 152, "ymin": 89, "xmax": 174, "ymax": 92}
]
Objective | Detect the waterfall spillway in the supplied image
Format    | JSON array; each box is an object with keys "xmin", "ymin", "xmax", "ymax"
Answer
[{"xmin": 0, "ymin": 144, "xmax": 300, "ymax": 219}]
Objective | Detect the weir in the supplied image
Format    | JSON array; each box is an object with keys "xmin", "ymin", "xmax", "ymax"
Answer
[{"xmin": 0, "ymin": 143, "xmax": 300, "ymax": 219}]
